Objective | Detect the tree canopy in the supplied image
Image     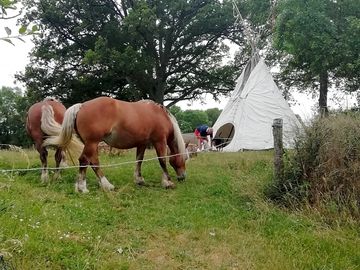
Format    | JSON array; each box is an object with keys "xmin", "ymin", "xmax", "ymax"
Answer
[
  {"xmin": 18, "ymin": 0, "xmax": 247, "ymax": 106},
  {"xmin": 0, "ymin": 0, "xmax": 38, "ymax": 44},
  {"xmin": 274, "ymin": 0, "xmax": 360, "ymax": 114}
]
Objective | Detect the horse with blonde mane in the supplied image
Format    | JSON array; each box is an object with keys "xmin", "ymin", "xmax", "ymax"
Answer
[
  {"xmin": 26, "ymin": 97, "xmax": 66, "ymax": 182},
  {"xmin": 43, "ymin": 96, "xmax": 187, "ymax": 193}
]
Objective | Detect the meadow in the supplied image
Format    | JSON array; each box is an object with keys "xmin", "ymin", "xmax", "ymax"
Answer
[{"xmin": 0, "ymin": 148, "xmax": 359, "ymax": 270}]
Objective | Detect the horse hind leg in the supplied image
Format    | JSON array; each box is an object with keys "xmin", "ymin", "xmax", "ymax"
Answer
[
  {"xmin": 154, "ymin": 141, "xmax": 175, "ymax": 189},
  {"xmin": 53, "ymin": 148, "xmax": 63, "ymax": 180},
  {"xmin": 134, "ymin": 145, "xmax": 146, "ymax": 186},
  {"xmin": 36, "ymin": 142, "xmax": 49, "ymax": 183},
  {"xmin": 59, "ymin": 150, "xmax": 68, "ymax": 167},
  {"xmin": 76, "ymin": 147, "xmax": 91, "ymax": 193}
]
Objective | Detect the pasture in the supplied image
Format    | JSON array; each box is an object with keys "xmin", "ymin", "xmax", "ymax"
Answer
[{"xmin": 0, "ymin": 148, "xmax": 359, "ymax": 269}]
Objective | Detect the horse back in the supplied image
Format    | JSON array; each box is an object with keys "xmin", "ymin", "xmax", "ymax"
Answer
[{"xmin": 75, "ymin": 97, "xmax": 173, "ymax": 148}]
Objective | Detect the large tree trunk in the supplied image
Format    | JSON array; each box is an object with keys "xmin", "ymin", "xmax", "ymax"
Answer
[
  {"xmin": 319, "ymin": 71, "xmax": 329, "ymax": 117},
  {"xmin": 150, "ymin": 82, "xmax": 165, "ymax": 105}
]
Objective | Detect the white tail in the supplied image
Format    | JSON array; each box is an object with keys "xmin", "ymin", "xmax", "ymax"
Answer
[
  {"xmin": 43, "ymin": 103, "xmax": 84, "ymax": 162},
  {"xmin": 41, "ymin": 105, "xmax": 62, "ymax": 136}
]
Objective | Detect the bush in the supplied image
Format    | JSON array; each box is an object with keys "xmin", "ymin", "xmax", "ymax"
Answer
[{"xmin": 266, "ymin": 113, "xmax": 360, "ymax": 218}]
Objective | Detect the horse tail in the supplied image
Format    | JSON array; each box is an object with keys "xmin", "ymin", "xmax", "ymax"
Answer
[
  {"xmin": 167, "ymin": 112, "xmax": 187, "ymax": 160},
  {"xmin": 41, "ymin": 105, "xmax": 62, "ymax": 136},
  {"xmin": 43, "ymin": 103, "xmax": 84, "ymax": 161}
]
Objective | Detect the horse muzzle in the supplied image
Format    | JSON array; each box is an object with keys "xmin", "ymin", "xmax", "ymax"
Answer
[{"xmin": 177, "ymin": 172, "xmax": 186, "ymax": 181}]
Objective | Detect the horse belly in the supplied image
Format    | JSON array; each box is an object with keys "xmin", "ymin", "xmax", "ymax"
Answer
[{"xmin": 103, "ymin": 129, "xmax": 149, "ymax": 149}]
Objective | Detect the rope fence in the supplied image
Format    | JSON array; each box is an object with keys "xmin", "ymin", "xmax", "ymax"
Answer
[{"xmin": 0, "ymin": 142, "xmax": 227, "ymax": 174}]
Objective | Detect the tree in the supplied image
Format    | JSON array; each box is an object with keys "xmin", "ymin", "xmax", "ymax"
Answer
[
  {"xmin": 18, "ymin": 0, "xmax": 245, "ymax": 106},
  {"xmin": 205, "ymin": 108, "xmax": 222, "ymax": 126},
  {"xmin": 274, "ymin": 0, "xmax": 360, "ymax": 115},
  {"xmin": 0, "ymin": 0, "xmax": 38, "ymax": 45},
  {"xmin": 0, "ymin": 86, "xmax": 31, "ymax": 147}
]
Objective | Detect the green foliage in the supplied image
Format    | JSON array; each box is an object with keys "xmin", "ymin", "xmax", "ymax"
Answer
[
  {"xmin": 0, "ymin": 0, "xmax": 39, "ymax": 45},
  {"xmin": 170, "ymin": 106, "xmax": 221, "ymax": 133},
  {"xmin": 205, "ymin": 108, "xmax": 222, "ymax": 126},
  {"xmin": 0, "ymin": 149, "xmax": 359, "ymax": 269},
  {"xmin": 267, "ymin": 113, "xmax": 360, "ymax": 219},
  {"xmin": 0, "ymin": 87, "xmax": 31, "ymax": 147},
  {"xmin": 18, "ymin": 0, "xmax": 240, "ymax": 106},
  {"xmin": 274, "ymin": 0, "xmax": 360, "ymax": 109}
]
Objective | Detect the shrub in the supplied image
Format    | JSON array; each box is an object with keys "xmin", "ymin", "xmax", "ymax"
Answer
[{"xmin": 266, "ymin": 113, "xmax": 360, "ymax": 218}]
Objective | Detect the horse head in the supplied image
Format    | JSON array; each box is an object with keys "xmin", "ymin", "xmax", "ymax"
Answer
[{"xmin": 169, "ymin": 151, "xmax": 187, "ymax": 181}]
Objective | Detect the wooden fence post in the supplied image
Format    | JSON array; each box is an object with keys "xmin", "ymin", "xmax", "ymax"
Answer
[{"xmin": 272, "ymin": 118, "xmax": 284, "ymax": 181}]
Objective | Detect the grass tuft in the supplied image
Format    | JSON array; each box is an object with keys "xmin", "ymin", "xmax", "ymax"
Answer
[{"xmin": 267, "ymin": 113, "xmax": 360, "ymax": 220}]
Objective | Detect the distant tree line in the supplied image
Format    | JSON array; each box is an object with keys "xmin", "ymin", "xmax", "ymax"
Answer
[{"xmin": 169, "ymin": 106, "xmax": 222, "ymax": 133}]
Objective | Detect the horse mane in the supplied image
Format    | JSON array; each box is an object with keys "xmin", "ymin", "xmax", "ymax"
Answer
[
  {"xmin": 139, "ymin": 99, "xmax": 186, "ymax": 159},
  {"xmin": 43, "ymin": 96, "xmax": 59, "ymax": 102},
  {"xmin": 167, "ymin": 112, "xmax": 187, "ymax": 159}
]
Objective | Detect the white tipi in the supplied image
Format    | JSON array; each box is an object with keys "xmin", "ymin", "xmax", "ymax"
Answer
[{"xmin": 213, "ymin": 53, "xmax": 302, "ymax": 151}]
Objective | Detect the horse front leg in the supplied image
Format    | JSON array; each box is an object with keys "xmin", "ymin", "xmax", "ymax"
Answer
[
  {"xmin": 134, "ymin": 145, "xmax": 147, "ymax": 185},
  {"xmin": 154, "ymin": 142, "xmax": 175, "ymax": 189}
]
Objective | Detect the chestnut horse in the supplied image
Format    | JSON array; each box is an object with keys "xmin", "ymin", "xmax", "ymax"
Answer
[
  {"xmin": 26, "ymin": 97, "xmax": 66, "ymax": 182},
  {"xmin": 43, "ymin": 97, "xmax": 187, "ymax": 193}
]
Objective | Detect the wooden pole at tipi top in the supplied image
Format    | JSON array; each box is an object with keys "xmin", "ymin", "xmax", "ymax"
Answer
[{"xmin": 231, "ymin": 0, "xmax": 278, "ymax": 55}]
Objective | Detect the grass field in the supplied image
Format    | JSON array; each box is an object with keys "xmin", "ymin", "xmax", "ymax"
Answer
[{"xmin": 0, "ymin": 149, "xmax": 359, "ymax": 269}]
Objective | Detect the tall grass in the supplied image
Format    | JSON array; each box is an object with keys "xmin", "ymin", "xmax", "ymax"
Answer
[
  {"xmin": 267, "ymin": 113, "xmax": 360, "ymax": 219},
  {"xmin": 0, "ymin": 148, "xmax": 359, "ymax": 269}
]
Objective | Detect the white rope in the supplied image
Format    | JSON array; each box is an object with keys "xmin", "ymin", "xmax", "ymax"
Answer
[
  {"xmin": 0, "ymin": 138, "xmax": 229, "ymax": 174},
  {"xmin": 0, "ymin": 146, "xmax": 210, "ymax": 174}
]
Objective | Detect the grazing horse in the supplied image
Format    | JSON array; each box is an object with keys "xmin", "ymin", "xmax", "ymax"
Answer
[
  {"xmin": 26, "ymin": 97, "xmax": 66, "ymax": 182},
  {"xmin": 43, "ymin": 97, "xmax": 187, "ymax": 193}
]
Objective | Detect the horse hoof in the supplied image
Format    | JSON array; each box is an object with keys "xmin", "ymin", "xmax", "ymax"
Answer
[
  {"xmin": 102, "ymin": 184, "xmax": 115, "ymax": 192},
  {"xmin": 41, "ymin": 179, "xmax": 49, "ymax": 185},
  {"xmin": 53, "ymin": 173, "xmax": 61, "ymax": 181},
  {"xmin": 75, "ymin": 187, "xmax": 89, "ymax": 193},
  {"xmin": 135, "ymin": 180, "xmax": 146, "ymax": 186},
  {"xmin": 134, "ymin": 176, "xmax": 146, "ymax": 186},
  {"xmin": 162, "ymin": 180, "xmax": 175, "ymax": 189},
  {"xmin": 75, "ymin": 182, "xmax": 89, "ymax": 193},
  {"xmin": 41, "ymin": 174, "xmax": 49, "ymax": 184},
  {"xmin": 100, "ymin": 177, "xmax": 115, "ymax": 191}
]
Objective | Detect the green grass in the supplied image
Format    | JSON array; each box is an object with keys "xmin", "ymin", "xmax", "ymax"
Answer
[{"xmin": 0, "ymin": 149, "xmax": 359, "ymax": 269}]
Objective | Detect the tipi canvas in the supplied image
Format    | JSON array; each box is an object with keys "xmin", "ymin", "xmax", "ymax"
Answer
[{"xmin": 213, "ymin": 54, "xmax": 302, "ymax": 151}]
